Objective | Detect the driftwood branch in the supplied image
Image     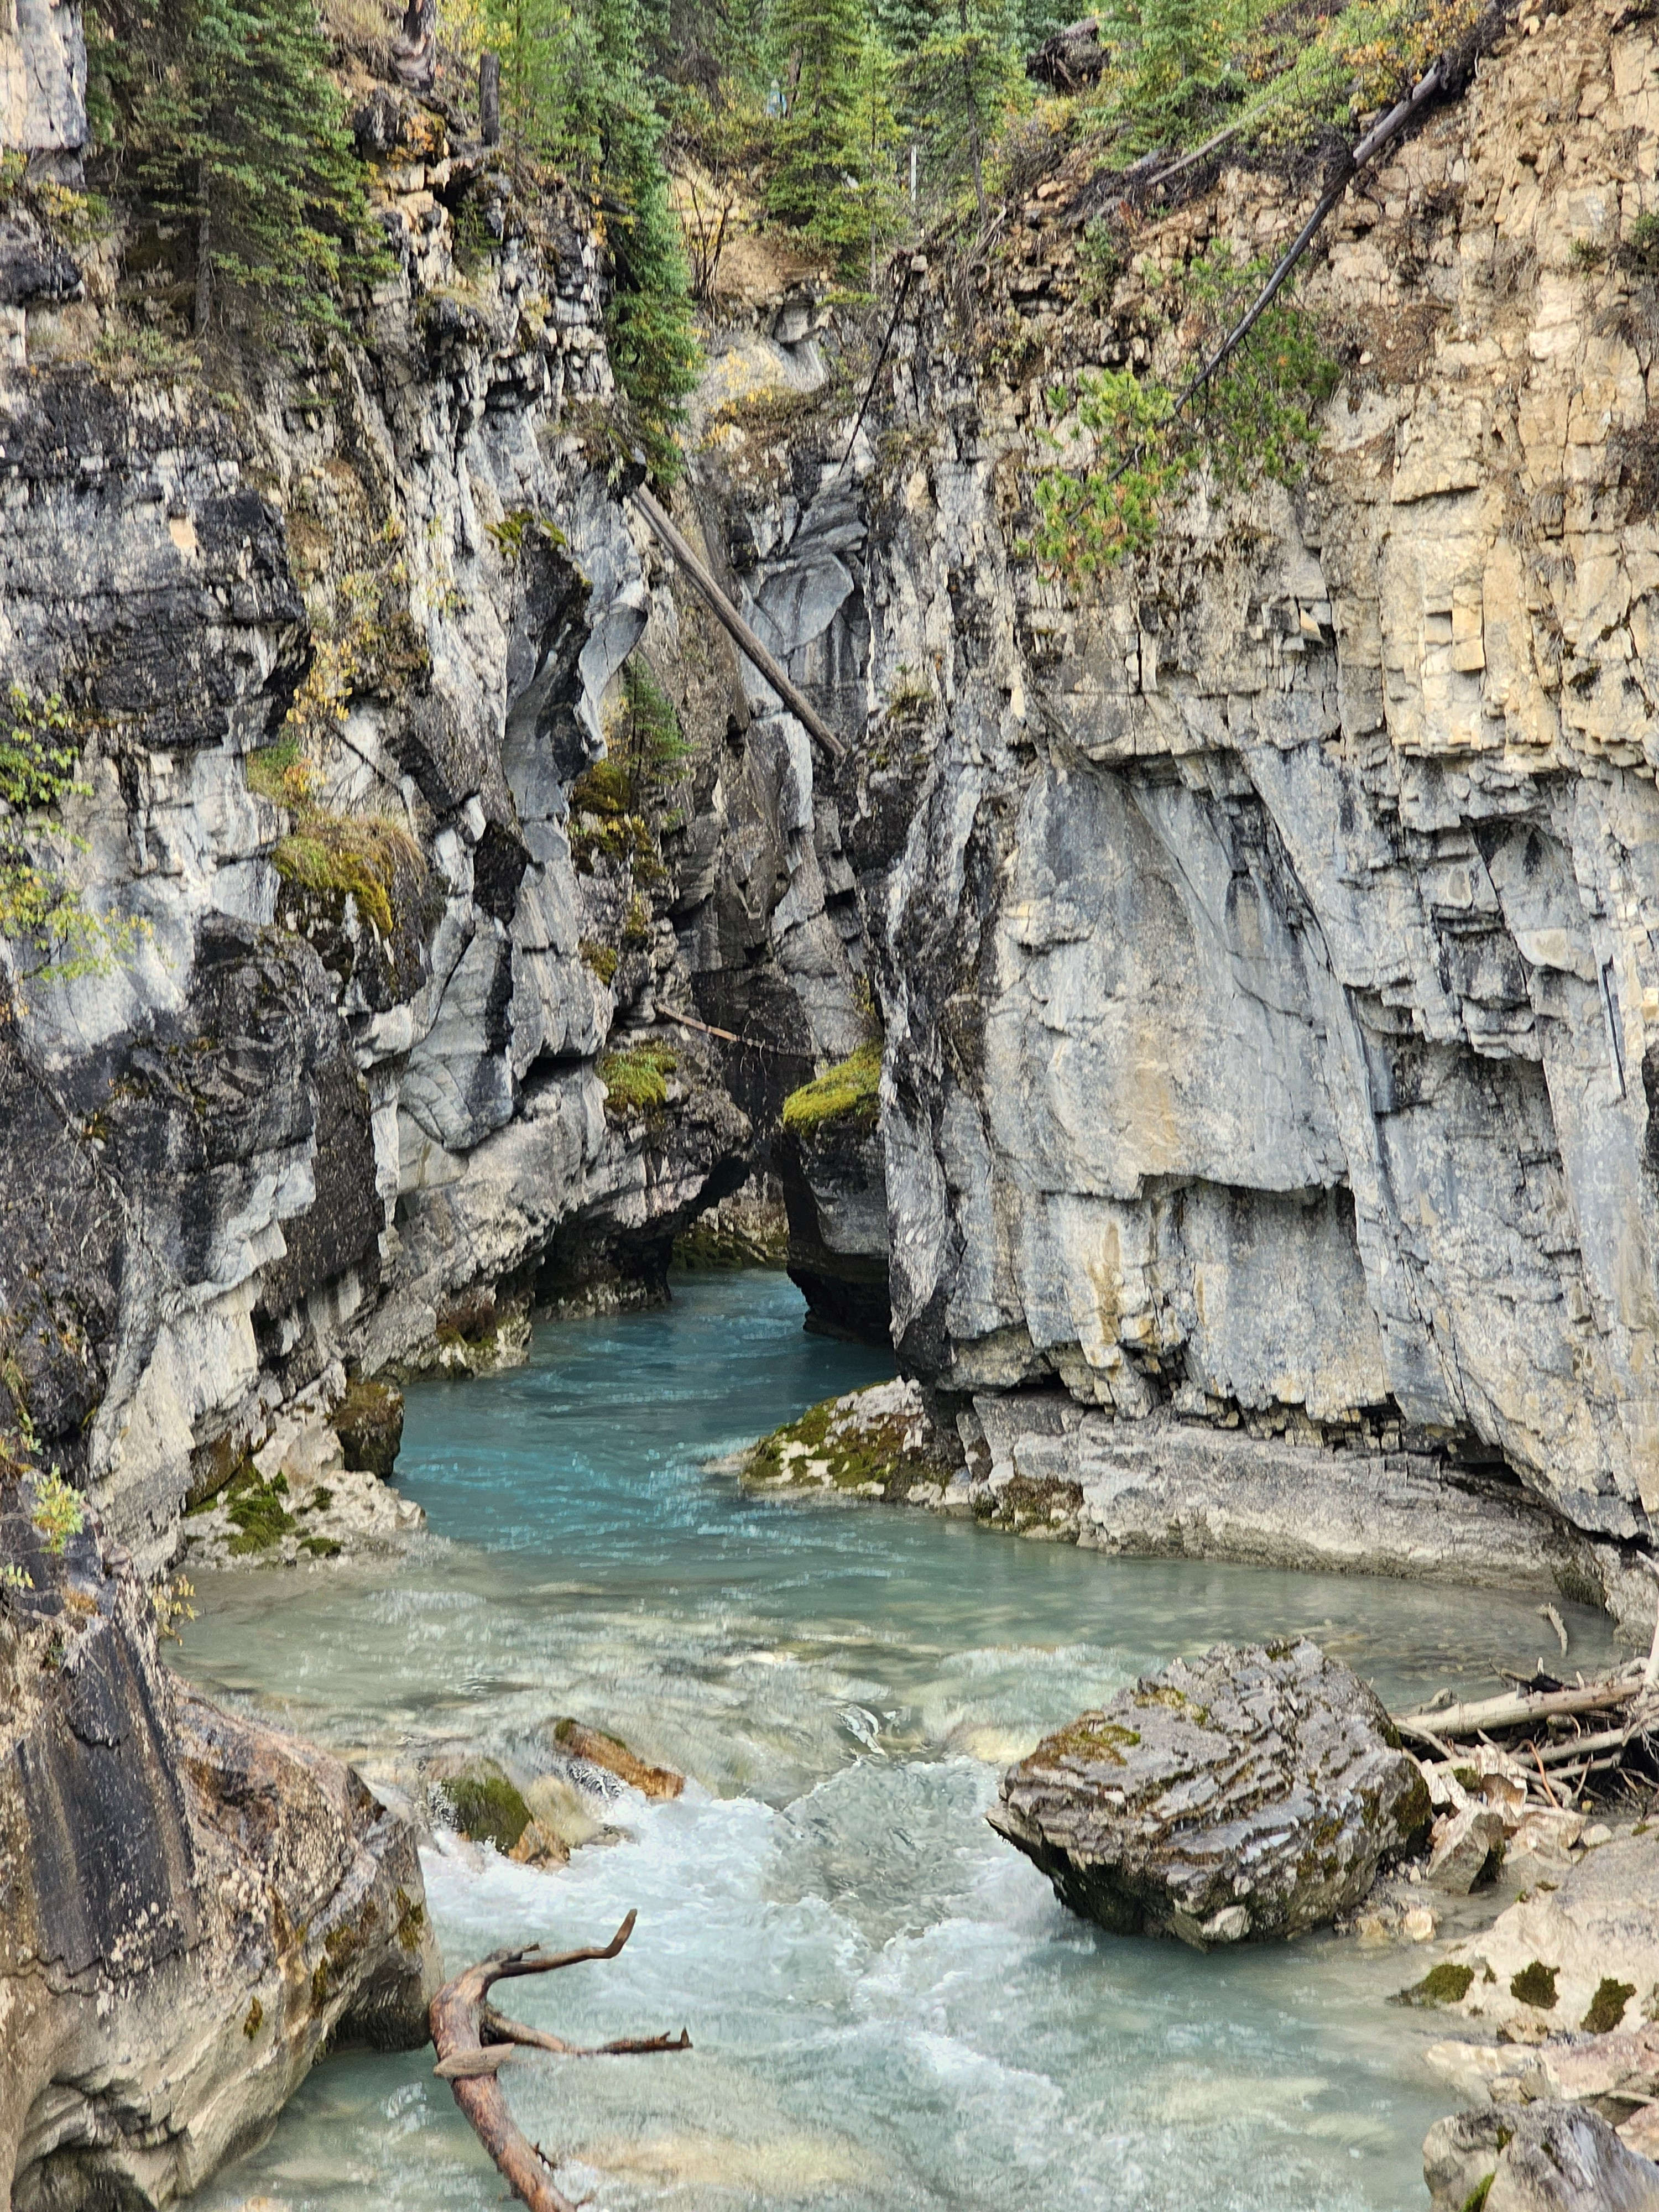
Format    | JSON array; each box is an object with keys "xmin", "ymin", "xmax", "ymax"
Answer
[
  {"xmin": 430, "ymin": 1910, "xmax": 690, "ymax": 2212},
  {"xmin": 629, "ymin": 487, "xmax": 844, "ymax": 764},
  {"xmin": 1393, "ymin": 1668, "xmax": 1644, "ymax": 1741}
]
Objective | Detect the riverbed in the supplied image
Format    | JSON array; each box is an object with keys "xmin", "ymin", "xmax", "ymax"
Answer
[{"xmin": 176, "ymin": 1271, "xmax": 1618, "ymax": 2212}]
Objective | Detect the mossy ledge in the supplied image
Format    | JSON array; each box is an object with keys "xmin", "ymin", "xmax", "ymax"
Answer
[
  {"xmin": 271, "ymin": 813, "xmax": 425, "ymax": 940},
  {"xmin": 781, "ymin": 1039, "xmax": 881, "ymax": 1136},
  {"xmin": 739, "ymin": 1379, "xmax": 960, "ymax": 1503}
]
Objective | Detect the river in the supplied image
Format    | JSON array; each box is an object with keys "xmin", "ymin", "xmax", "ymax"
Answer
[{"xmin": 175, "ymin": 1271, "xmax": 1617, "ymax": 2212}]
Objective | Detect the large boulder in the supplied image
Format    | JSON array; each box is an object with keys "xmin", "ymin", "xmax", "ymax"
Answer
[
  {"xmin": 1425, "ymin": 2103, "xmax": 1659, "ymax": 2212},
  {"xmin": 988, "ymin": 1639, "xmax": 1430, "ymax": 1944},
  {"xmin": 1, "ymin": 1480, "xmax": 439, "ymax": 2209}
]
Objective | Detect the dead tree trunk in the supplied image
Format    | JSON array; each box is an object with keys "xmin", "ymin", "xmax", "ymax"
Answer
[
  {"xmin": 479, "ymin": 51, "xmax": 502, "ymax": 147},
  {"xmin": 429, "ymin": 1910, "xmax": 689, "ymax": 2212}
]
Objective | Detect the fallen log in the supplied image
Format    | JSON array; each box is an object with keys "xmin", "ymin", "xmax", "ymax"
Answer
[
  {"xmin": 429, "ymin": 1910, "xmax": 690, "ymax": 2212},
  {"xmin": 629, "ymin": 487, "xmax": 844, "ymax": 765},
  {"xmin": 1394, "ymin": 1670, "xmax": 1644, "ymax": 1743}
]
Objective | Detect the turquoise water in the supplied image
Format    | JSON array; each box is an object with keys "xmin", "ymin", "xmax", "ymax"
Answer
[{"xmin": 178, "ymin": 1272, "xmax": 1616, "ymax": 2212}]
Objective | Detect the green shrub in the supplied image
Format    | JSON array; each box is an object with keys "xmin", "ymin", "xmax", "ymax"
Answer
[
  {"xmin": 1026, "ymin": 247, "xmax": 1339, "ymax": 581},
  {"xmin": 30, "ymin": 1468, "xmax": 86, "ymax": 1555},
  {"xmin": 598, "ymin": 1042, "xmax": 678, "ymax": 1114}
]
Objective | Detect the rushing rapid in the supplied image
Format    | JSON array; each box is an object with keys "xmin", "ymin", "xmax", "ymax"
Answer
[{"xmin": 178, "ymin": 1272, "xmax": 1616, "ymax": 2212}]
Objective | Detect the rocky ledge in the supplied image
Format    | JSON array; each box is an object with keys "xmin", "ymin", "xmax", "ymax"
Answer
[
  {"xmin": 988, "ymin": 1638, "xmax": 1429, "ymax": 1945},
  {"xmin": 0, "ymin": 1476, "xmax": 439, "ymax": 2209}
]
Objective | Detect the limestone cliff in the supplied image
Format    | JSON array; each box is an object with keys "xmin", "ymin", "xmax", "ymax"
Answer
[
  {"xmin": 3, "ymin": 0, "xmax": 1659, "ymax": 1626},
  {"xmin": 681, "ymin": 0, "xmax": 1659, "ymax": 1622}
]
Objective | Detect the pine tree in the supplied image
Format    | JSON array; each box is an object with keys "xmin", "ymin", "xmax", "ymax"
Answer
[
  {"xmin": 483, "ymin": 0, "xmax": 700, "ymax": 477},
  {"xmin": 88, "ymin": 0, "xmax": 382, "ymax": 335},
  {"xmin": 768, "ymin": 0, "xmax": 902, "ymax": 276},
  {"xmin": 896, "ymin": 0, "xmax": 1024, "ymax": 225}
]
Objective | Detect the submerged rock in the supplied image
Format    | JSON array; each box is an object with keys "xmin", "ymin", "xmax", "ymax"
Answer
[
  {"xmin": 546, "ymin": 1718, "xmax": 685, "ymax": 1800},
  {"xmin": 0, "ymin": 1488, "xmax": 439, "ymax": 2209},
  {"xmin": 1424, "ymin": 2101, "xmax": 1659, "ymax": 2211},
  {"xmin": 988, "ymin": 1639, "xmax": 1430, "ymax": 1944}
]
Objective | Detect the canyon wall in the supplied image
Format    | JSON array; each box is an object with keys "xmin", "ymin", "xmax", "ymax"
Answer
[
  {"xmin": 805, "ymin": 0, "xmax": 1659, "ymax": 1616},
  {"xmin": 3, "ymin": 0, "xmax": 1658, "ymax": 1624}
]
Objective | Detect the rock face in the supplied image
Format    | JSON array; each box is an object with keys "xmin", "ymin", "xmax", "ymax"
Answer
[
  {"xmin": 778, "ymin": 1117, "xmax": 891, "ymax": 1344},
  {"xmin": 0, "ymin": 30, "xmax": 826, "ymax": 1579},
  {"xmin": 814, "ymin": 0, "xmax": 1659, "ymax": 1613},
  {"xmin": 1407, "ymin": 1832, "xmax": 1659, "ymax": 2043},
  {"xmin": 1425, "ymin": 2103, "xmax": 1659, "ymax": 2212},
  {"xmin": 989, "ymin": 1639, "xmax": 1429, "ymax": 1943},
  {"xmin": 0, "ymin": 1482, "xmax": 439, "ymax": 2209}
]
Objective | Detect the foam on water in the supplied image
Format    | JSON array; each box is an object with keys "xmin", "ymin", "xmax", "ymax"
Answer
[{"xmin": 178, "ymin": 1272, "xmax": 1618, "ymax": 2212}]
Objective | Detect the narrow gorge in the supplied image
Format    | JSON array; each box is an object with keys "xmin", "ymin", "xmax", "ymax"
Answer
[{"xmin": 4, "ymin": 0, "xmax": 1659, "ymax": 2204}]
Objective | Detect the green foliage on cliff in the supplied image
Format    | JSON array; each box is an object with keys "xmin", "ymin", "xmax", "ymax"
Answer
[
  {"xmin": 271, "ymin": 813, "xmax": 425, "ymax": 940},
  {"xmin": 86, "ymin": 0, "xmax": 386, "ymax": 334},
  {"xmin": 598, "ymin": 1041, "xmax": 679, "ymax": 1113},
  {"xmin": 1026, "ymin": 247, "xmax": 1339, "ymax": 580},
  {"xmin": 782, "ymin": 1037, "xmax": 881, "ymax": 1133},
  {"xmin": 0, "ymin": 687, "xmax": 147, "ymax": 1004},
  {"xmin": 482, "ymin": 0, "xmax": 700, "ymax": 476}
]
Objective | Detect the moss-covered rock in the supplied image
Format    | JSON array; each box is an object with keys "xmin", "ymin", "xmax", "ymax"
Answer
[
  {"xmin": 740, "ymin": 1379, "xmax": 962, "ymax": 1504},
  {"xmin": 780, "ymin": 1039, "xmax": 880, "ymax": 1135},
  {"xmin": 427, "ymin": 1756, "xmax": 534, "ymax": 1853},
  {"xmin": 334, "ymin": 1378, "xmax": 404, "ymax": 1480}
]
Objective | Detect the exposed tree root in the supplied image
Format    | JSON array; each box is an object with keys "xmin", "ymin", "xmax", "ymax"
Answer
[{"xmin": 430, "ymin": 1909, "xmax": 690, "ymax": 2212}]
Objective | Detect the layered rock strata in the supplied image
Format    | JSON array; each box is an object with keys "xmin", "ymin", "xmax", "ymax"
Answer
[
  {"xmin": 0, "ymin": 1482, "xmax": 438, "ymax": 2209},
  {"xmin": 800, "ymin": 0, "xmax": 1659, "ymax": 1614},
  {"xmin": 989, "ymin": 1637, "xmax": 1430, "ymax": 1942}
]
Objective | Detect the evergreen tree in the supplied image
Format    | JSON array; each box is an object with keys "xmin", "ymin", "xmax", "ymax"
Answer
[
  {"xmin": 896, "ymin": 0, "xmax": 1023, "ymax": 225},
  {"xmin": 87, "ymin": 0, "xmax": 381, "ymax": 335},
  {"xmin": 768, "ymin": 0, "xmax": 902, "ymax": 276},
  {"xmin": 483, "ymin": 0, "xmax": 700, "ymax": 477}
]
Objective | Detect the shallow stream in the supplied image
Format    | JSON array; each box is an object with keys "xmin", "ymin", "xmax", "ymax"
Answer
[{"xmin": 178, "ymin": 1272, "xmax": 1618, "ymax": 2212}]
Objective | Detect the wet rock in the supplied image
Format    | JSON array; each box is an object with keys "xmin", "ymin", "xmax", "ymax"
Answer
[
  {"xmin": 0, "ymin": 1494, "xmax": 438, "ymax": 2209},
  {"xmin": 988, "ymin": 1639, "xmax": 1430, "ymax": 1943},
  {"xmin": 1424, "ymin": 2102, "xmax": 1659, "ymax": 2211},
  {"xmin": 546, "ymin": 1718, "xmax": 684, "ymax": 1800},
  {"xmin": 1428, "ymin": 1802, "xmax": 1509, "ymax": 1892},
  {"xmin": 778, "ymin": 1116, "xmax": 890, "ymax": 1345},
  {"xmin": 334, "ymin": 1378, "xmax": 406, "ymax": 1479},
  {"xmin": 1405, "ymin": 1833, "xmax": 1659, "ymax": 2042},
  {"xmin": 738, "ymin": 1379, "xmax": 964, "ymax": 1507}
]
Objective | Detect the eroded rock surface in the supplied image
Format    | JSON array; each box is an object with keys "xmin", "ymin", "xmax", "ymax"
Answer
[
  {"xmin": 989, "ymin": 1638, "xmax": 1430, "ymax": 1942},
  {"xmin": 0, "ymin": 1483, "xmax": 438, "ymax": 2209},
  {"xmin": 1425, "ymin": 2102, "xmax": 1659, "ymax": 2212},
  {"xmin": 1408, "ymin": 1832, "xmax": 1659, "ymax": 2043}
]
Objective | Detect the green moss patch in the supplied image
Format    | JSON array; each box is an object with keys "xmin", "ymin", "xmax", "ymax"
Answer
[
  {"xmin": 599, "ymin": 1044, "xmax": 678, "ymax": 1117},
  {"xmin": 1582, "ymin": 1976, "xmax": 1635, "ymax": 2034},
  {"xmin": 1394, "ymin": 1961, "xmax": 1475, "ymax": 2008},
  {"xmin": 742, "ymin": 1386, "xmax": 956, "ymax": 1502},
  {"xmin": 1460, "ymin": 2179, "xmax": 1494, "ymax": 2212},
  {"xmin": 1036, "ymin": 1718, "xmax": 1142, "ymax": 1767},
  {"xmin": 1510, "ymin": 1960, "xmax": 1559, "ymax": 2011},
  {"xmin": 782, "ymin": 1040, "xmax": 881, "ymax": 1136},
  {"xmin": 273, "ymin": 813, "xmax": 424, "ymax": 940},
  {"xmin": 442, "ymin": 1771, "xmax": 533, "ymax": 1854},
  {"xmin": 224, "ymin": 1469, "xmax": 298, "ymax": 1555}
]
